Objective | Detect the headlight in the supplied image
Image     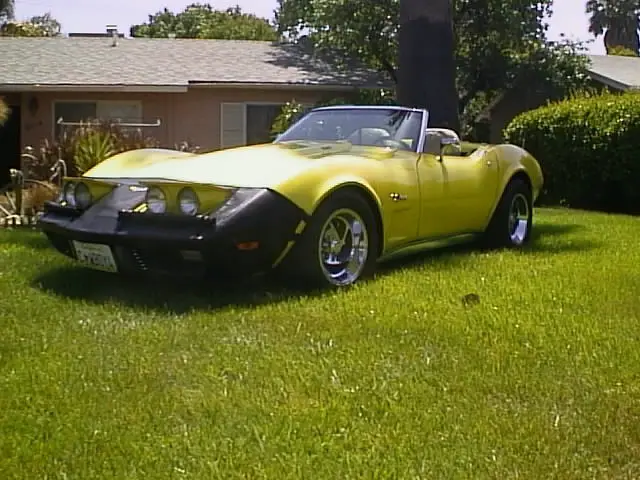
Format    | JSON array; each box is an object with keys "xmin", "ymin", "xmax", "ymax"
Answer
[
  {"xmin": 74, "ymin": 182, "xmax": 92, "ymax": 209},
  {"xmin": 178, "ymin": 187, "xmax": 199, "ymax": 215},
  {"xmin": 63, "ymin": 182, "xmax": 76, "ymax": 206},
  {"xmin": 146, "ymin": 186, "xmax": 167, "ymax": 213}
]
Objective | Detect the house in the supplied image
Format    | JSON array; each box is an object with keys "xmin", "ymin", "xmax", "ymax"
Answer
[
  {"xmin": 0, "ymin": 31, "xmax": 390, "ymax": 185},
  {"xmin": 476, "ymin": 54, "xmax": 640, "ymax": 143}
]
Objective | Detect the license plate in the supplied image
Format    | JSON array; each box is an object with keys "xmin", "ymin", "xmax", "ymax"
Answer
[{"xmin": 72, "ymin": 241, "xmax": 118, "ymax": 273}]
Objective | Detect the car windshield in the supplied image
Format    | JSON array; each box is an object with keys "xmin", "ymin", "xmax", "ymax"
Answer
[{"xmin": 275, "ymin": 107, "xmax": 424, "ymax": 152}]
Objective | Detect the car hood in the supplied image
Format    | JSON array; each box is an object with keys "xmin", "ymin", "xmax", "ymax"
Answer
[{"xmin": 84, "ymin": 141, "xmax": 397, "ymax": 188}]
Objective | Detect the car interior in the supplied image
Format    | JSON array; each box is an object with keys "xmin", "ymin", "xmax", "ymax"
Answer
[{"xmin": 343, "ymin": 126, "xmax": 480, "ymax": 158}]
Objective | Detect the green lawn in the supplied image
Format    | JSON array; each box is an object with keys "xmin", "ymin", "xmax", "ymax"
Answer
[{"xmin": 0, "ymin": 207, "xmax": 639, "ymax": 479}]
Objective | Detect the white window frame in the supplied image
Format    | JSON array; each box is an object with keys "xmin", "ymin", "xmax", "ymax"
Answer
[
  {"xmin": 52, "ymin": 99, "xmax": 143, "ymax": 137},
  {"xmin": 220, "ymin": 101, "xmax": 313, "ymax": 149}
]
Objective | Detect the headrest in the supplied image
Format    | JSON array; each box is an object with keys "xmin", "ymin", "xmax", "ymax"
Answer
[{"xmin": 425, "ymin": 128, "xmax": 460, "ymax": 143}]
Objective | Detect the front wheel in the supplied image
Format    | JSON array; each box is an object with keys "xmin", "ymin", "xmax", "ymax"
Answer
[
  {"xmin": 483, "ymin": 177, "xmax": 533, "ymax": 248},
  {"xmin": 279, "ymin": 189, "xmax": 379, "ymax": 288}
]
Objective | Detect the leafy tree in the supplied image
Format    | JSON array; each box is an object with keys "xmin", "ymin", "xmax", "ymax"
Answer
[
  {"xmin": 130, "ymin": 3, "xmax": 279, "ymax": 41},
  {"xmin": 586, "ymin": 0, "xmax": 639, "ymax": 54},
  {"xmin": 275, "ymin": 0, "xmax": 589, "ymax": 134},
  {"xmin": 27, "ymin": 13, "xmax": 61, "ymax": 36},
  {"xmin": 0, "ymin": 12, "xmax": 62, "ymax": 37}
]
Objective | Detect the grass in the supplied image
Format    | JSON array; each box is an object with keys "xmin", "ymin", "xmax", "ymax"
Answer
[{"xmin": 0, "ymin": 207, "xmax": 639, "ymax": 479}]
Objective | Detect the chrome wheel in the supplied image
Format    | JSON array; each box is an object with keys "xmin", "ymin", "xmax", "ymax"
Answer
[
  {"xmin": 508, "ymin": 193, "xmax": 530, "ymax": 245},
  {"xmin": 318, "ymin": 208, "xmax": 369, "ymax": 286}
]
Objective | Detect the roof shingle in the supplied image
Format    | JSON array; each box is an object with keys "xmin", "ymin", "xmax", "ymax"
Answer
[{"xmin": 0, "ymin": 36, "xmax": 389, "ymax": 89}]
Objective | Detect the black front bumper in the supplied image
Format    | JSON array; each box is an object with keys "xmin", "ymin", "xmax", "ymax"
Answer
[{"xmin": 38, "ymin": 186, "xmax": 307, "ymax": 278}]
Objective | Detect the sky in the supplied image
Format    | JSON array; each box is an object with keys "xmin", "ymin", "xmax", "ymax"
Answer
[{"xmin": 14, "ymin": 0, "xmax": 605, "ymax": 54}]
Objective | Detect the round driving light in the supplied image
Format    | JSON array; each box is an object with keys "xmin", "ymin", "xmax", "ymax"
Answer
[
  {"xmin": 63, "ymin": 182, "xmax": 76, "ymax": 206},
  {"xmin": 74, "ymin": 182, "xmax": 92, "ymax": 209},
  {"xmin": 146, "ymin": 186, "xmax": 167, "ymax": 213},
  {"xmin": 178, "ymin": 187, "xmax": 199, "ymax": 216}
]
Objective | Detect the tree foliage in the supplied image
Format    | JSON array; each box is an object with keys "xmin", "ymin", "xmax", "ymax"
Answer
[
  {"xmin": 586, "ymin": 0, "xmax": 639, "ymax": 54},
  {"xmin": 0, "ymin": 12, "xmax": 61, "ymax": 37},
  {"xmin": 130, "ymin": 3, "xmax": 278, "ymax": 41},
  {"xmin": 275, "ymin": 0, "xmax": 590, "ymax": 133}
]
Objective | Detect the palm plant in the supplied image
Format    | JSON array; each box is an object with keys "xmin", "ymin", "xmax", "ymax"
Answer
[{"xmin": 586, "ymin": 0, "xmax": 639, "ymax": 54}]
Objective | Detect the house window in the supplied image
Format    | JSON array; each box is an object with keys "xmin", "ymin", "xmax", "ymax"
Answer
[
  {"xmin": 221, "ymin": 102, "xmax": 298, "ymax": 149},
  {"xmin": 246, "ymin": 104, "xmax": 284, "ymax": 145},
  {"xmin": 53, "ymin": 100, "xmax": 142, "ymax": 138}
]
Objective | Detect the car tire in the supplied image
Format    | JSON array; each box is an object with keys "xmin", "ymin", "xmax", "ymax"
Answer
[
  {"xmin": 483, "ymin": 176, "xmax": 533, "ymax": 248},
  {"xmin": 279, "ymin": 189, "xmax": 379, "ymax": 289}
]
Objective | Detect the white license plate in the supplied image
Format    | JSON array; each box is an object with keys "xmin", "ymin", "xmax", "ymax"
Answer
[{"xmin": 72, "ymin": 241, "xmax": 118, "ymax": 273}]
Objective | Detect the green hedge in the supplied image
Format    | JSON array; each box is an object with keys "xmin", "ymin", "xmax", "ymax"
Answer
[{"xmin": 503, "ymin": 92, "xmax": 640, "ymax": 214}]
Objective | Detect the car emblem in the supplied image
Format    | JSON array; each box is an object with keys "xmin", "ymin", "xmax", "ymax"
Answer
[{"xmin": 389, "ymin": 192, "xmax": 407, "ymax": 202}]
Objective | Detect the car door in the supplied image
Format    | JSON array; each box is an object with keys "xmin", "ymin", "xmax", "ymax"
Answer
[
  {"xmin": 438, "ymin": 148, "xmax": 500, "ymax": 233},
  {"xmin": 415, "ymin": 151, "xmax": 448, "ymax": 239},
  {"xmin": 379, "ymin": 150, "xmax": 424, "ymax": 250}
]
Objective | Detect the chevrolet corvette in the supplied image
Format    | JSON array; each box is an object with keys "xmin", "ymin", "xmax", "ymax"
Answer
[{"xmin": 39, "ymin": 105, "xmax": 543, "ymax": 288}]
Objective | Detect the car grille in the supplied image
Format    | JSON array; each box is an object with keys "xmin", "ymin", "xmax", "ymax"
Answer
[{"xmin": 114, "ymin": 246, "xmax": 206, "ymax": 277}]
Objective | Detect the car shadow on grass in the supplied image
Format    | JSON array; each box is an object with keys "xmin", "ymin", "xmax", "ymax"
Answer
[
  {"xmin": 376, "ymin": 221, "xmax": 599, "ymax": 274},
  {"xmin": 32, "ymin": 266, "xmax": 332, "ymax": 314},
  {"xmin": 30, "ymin": 222, "xmax": 597, "ymax": 313}
]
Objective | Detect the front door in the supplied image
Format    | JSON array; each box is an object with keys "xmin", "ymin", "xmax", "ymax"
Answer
[
  {"xmin": 416, "ymin": 153, "xmax": 448, "ymax": 239},
  {"xmin": 0, "ymin": 105, "xmax": 21, "ymax": 187},
  {"xmin": 438, "ymin": 149, "xmax": 500, "ymax": 234}
]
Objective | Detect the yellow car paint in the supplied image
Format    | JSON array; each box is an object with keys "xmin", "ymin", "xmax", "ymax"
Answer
[{"xmin": 71, "ymin": 137, "xmax": 543, "ymax": 258}]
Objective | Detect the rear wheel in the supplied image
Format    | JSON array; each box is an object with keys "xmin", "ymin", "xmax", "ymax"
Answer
[
  {"xmin": 483, "ymin": 177, "xmax": 533, "ymax": 248},
  {"xmin": 280, "ymin": 189, "xmax": 379, "ymax": 288}
]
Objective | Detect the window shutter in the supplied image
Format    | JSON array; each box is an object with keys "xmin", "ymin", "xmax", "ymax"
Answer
[{"xmin": 220, "ymin": 103, "xmax": 246, "ymax": 149}]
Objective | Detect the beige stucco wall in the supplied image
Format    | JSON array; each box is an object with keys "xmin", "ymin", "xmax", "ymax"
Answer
[{"xmin": 18, "ymin": 87, "xmax": 338, "ymax": 153}]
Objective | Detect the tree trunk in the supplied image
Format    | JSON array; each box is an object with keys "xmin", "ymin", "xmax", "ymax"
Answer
[
  {"xmin": 397, "ymin": 0, "xmax": 460, "ymax": 132},
  {"xmin": 0, "ymin": 0, "xmax": 14, "ymax": 20}
]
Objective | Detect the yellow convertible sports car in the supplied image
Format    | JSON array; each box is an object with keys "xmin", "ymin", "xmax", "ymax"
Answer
[{"xmin": 39, "ymin": 105, "xmax": 543, "ymax": 288}]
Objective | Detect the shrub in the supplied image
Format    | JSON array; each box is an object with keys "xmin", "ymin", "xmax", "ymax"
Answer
[
  {"xmin": 503, "ymin": 91, "xmax": 640, "ymax": 214},
  {"xmin": 607, "ymin": 46, "xmax": 638, "ymax": 57},
  {"xmin": 24, "ymin": 120, "xmax": 200, "ymax": 180}
]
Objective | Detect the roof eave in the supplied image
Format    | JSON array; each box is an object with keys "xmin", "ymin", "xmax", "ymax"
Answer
[
  {"xmin": 587, "ymin": 70, "xmax": 632, "ymax": 91},
  {"xmin": 0, "ymin": 84, "xmax": 188, "ymax": 93},
  {"xmin": 188, "ymin": 81, "xmax": 389, "ymax": 91}
]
